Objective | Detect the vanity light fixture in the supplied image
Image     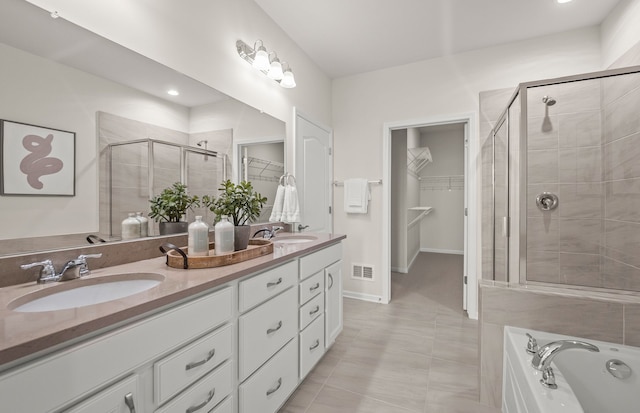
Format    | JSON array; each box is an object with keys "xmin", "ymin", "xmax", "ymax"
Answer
[
  {"xmin": 167, "ymin": 89, "xmax": 179, "ymax": 96},
  {"xmin": 236, "ymin": 39, "xmax": 297, "ymax": 88},
  {"xmin": 556, "ymin": 0, "xmax": 573, "ymax": 3}
]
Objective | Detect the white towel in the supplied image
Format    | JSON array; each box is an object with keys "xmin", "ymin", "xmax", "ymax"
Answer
[
  {"xmin": 344, "ymin": 178, "xmax": 370, "ymax": 214},
  {"xmin": 282, "ymin": 184, "xmax": 300, "ymax": 222},
  {"xmin": 269, "ymin": 184, "xmax": 285, "ymax": 222}
]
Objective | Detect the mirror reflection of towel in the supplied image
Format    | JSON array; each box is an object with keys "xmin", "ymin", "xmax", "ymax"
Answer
[
  {"xmin": 269, "ymin": 184, "xmax": 285, "ymax": 222},
  {"xmin": 344, "ymin": 178, "xmax": 370, "ymax": 214}
]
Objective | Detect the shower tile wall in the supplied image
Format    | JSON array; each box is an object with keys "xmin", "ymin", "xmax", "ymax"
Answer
[
  {"xmin": 526, "ymin": 79, "xmax": 604, "ymax": 288},
  {"xmin": 602, "ymin": 71, "xmax": 640, "ymax": 291}
]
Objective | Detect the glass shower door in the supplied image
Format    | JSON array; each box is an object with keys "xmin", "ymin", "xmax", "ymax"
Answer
[{"xmin": 493, "ymin": 117, "xmax": 509, "ymax": 282}]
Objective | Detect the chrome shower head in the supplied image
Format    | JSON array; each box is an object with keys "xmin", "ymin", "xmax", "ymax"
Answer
[
  {"xmin": 542, "ymin": 96, "xmax": 556, "ymax": 106},
  {"xmin": 196, "ymin": 140, "xmax": 208, "ymax": 147}
]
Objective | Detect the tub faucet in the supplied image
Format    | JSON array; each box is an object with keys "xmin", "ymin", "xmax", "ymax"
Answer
[
  {"xmin": 531, "ymin": 339, "xmax": 599, "ymax": 389},
  {"xmin": 252, "ymin": 226, "xmax": 284, "ymax": 239},
  {"xmin": 531, "ymin": 339, "xmax": 600, "ymax": 371}
]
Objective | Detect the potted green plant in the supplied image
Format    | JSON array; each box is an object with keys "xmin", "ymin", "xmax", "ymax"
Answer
[
  {"xmin": 149, "ymin": 182, "xmax": 200, "ymax": 235},
  {"xmin": 203, "ymin": 180, "xmax": 267, "ymax": 250}
]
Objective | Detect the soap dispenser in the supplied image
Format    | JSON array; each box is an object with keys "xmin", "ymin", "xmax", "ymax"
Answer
[
  {"xmin": 188, "ymin": 216, "xmax": 209, "ymax": 256},
  {"xmin": 121, "ymin": 213, "xmax": 140, "ymax": 240},
  {"xmin": 214, "ymin": 215, "xmax": 234, "ymax": 255}
]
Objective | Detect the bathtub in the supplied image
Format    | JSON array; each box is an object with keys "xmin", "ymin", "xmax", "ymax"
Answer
[{"xmin": 503, "ymin": 326, "xmax": 639, "ymax": 413}]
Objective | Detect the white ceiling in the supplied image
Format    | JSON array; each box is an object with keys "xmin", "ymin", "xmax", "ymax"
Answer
[{"xmin": 255, "ymin": 0, "xmax": 623, "ymax": 78}]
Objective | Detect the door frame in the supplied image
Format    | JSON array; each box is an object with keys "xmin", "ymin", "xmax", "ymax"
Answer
[{"xmin": 382, "ymin": 112, "xmax": 478, "ymax": 319}]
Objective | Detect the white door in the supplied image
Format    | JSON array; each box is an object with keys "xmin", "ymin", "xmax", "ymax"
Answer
[{"xmin": 295, "ymin": 111, "xmax": 332, "ymax": 233}]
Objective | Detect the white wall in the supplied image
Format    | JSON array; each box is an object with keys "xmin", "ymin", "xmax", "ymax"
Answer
[
  {"xmin": 0, "ymin": 43, "xmax": 190, "ymax": 240},
  {"xmin": 25, "ymin": 0, "xmax": 332, "ymax": 170},
  {"xmin": 601, "ymin": 0, "xmax": 640, "ymax": 68},
  {"xmin": 334, "ymin": 27, "xmax": 603, "ymax": 302},
  {"xmin": 419, "ymin": 125, "xmax": 465, "ymax": 253}
]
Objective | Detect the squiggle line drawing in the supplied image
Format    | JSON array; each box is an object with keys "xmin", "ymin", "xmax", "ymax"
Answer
[{"xmin": 19, "ymin": 134, "xmax": 64, "ymax": 190}]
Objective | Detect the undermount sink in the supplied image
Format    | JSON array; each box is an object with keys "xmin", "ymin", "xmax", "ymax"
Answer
[
  {"xmin": 273, "ymin": 235, "xmax": 317, "ymax": 244},
  {"xmin": 8, "ymin": 273, "xmax": 165, "ymax": 313}
]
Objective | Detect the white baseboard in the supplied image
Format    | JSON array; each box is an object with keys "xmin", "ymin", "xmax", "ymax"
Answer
[
  {"xmin": 420, "ymin": 248, "xmax": 464, "ymax": 255},
  {"xmin": 343, "ymin": 290, "xmax": 386, "ymax": 304}
]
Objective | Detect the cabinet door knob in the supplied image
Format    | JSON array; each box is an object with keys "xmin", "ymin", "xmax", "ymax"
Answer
[
  {"xmin": 266, "ymin": 320, "xmax": 283, "ymax": 335},
  {"xmin": 328, "ymin": 273, "xmax": 334, "ymax": 289},
  {"xmin": 185, "ymin": 348, "xmax": 216, "ymax": 370},
  {"xmin": 267, "ymin": 277, "xmax": 283, "ymax": 288},
  {"xmin": 266, "ymin": 378, "xmax": 282, "ymax": 396},
  {"xmin": 124, "ymin": 392, "xmax": 136, "ymax": 413}
]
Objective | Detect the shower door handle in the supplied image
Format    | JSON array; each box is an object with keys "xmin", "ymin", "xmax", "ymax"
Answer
[
  {"xmin": 536, "ymin": 192, "xmax": 559, "ymax": 211},
  {"xmin": 502, "ymin": 217, "xmax": 509, "ymax": 238}
]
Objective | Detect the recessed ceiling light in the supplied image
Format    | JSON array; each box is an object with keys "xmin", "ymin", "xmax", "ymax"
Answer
[
  {"xmin": 557, "ymin": 0, "xmax": 573, "ymax": 3},
  {"xmin": 167, "ymin": 90, "xmax": 179, "ymax": 96}
]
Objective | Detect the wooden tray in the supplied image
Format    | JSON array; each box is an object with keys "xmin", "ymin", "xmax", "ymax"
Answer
[{"xmin": 165, "ymin": 239, "xmax": 273, "ymax": 269}]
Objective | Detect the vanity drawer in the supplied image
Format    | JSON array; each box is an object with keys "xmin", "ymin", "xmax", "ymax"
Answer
[
  {"xmin": 299, "ymin": 243, "xmax": 342, "ymax": 280},
  {"xmin": 299, "ymin": 270, "xmax": 324, "ymax": 304},
  {"xmin": 239, "ymin": 337, "xmax": 298, "ymax": 413},
  {"xmin": 155, "ymin": 360, "xmax": 232, "ymax": 413},
  {"xmin": 154, "ymin": 323, "xmax": 233, "ymax": 405},
  {"xmin": 299, "ymin": 315, "xmax": 325, "ymax": 380},
  {"xmin": 299, "ymin": 293, "xmax": 324, "ymax": 330},
  {"xmin": 239, "ymin": 260, "xmax": 297, "ymax": 312},
  {"xmin": 239, "ymin": 287, "xmax": 297, "ymax": 381},
  {"xmin": 210, "ymin": 396, "xmax": 233, "ymax": 413}
]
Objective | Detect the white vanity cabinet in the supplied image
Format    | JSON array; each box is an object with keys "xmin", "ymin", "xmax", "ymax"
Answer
[
  {"xmin": 297, "ymin": 242, "xmax": 343, "ymax": 379},
  {"xmin": 0, "ymin": 286, "xmax": 233, "ymax": 413},
  {"xmin": 0, "ymin": 238, "xmax": 344, "ymax": 413}
]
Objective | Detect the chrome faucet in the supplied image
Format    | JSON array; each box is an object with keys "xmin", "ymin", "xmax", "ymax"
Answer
[
  {"xmin": 531, "ymin": 339, "xmax": 599, "ymax": 389},
  {"xmin": 252, "ymin": 226, "xmax": 284, "ymax": 239},
  {"xmin": 21, "ymin": 253, "xmax": 102, "ymax": 284}
]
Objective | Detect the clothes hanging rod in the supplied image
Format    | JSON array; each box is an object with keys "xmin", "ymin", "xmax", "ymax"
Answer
[{"xmin": 333, "ymin": 179, "xmax": 382, "ymax": 186}]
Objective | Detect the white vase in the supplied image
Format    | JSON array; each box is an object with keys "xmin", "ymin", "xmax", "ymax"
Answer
[{"xmin": 188, "ymin": 216, "xmax": 209, "ymax": 256}]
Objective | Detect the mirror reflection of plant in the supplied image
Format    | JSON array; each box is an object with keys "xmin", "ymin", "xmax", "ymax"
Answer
[
  {"xmin": 202, "ymin": 180, "xmax": 267, "ymax": 226},
  {"xmin": 149, "ymin": 182, "xmax": 200, "ymax": 223}
]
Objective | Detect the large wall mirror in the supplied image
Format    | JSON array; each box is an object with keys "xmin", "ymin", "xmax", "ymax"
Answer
[{"xmin": 0, "ymin": 0, "xmax": 285, "ymax": 256}]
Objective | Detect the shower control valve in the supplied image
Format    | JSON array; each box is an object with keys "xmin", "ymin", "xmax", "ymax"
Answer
[{"xmin": 536, "ymin": 192, "xmax": 559, "ymax": 211}]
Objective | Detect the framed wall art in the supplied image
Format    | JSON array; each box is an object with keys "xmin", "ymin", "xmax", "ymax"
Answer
[{"xmin": 1, "ymin": 119, "xmax": 75, "ymax": 196}]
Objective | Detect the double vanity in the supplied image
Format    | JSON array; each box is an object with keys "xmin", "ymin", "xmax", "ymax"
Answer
[{"xmin": 0, "ymin": 233, "xmax": 345, "ymax": 413}]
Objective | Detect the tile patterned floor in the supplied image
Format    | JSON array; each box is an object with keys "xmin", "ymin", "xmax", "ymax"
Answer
[{"xmin": 279, "ymin": 252, "xmax": 500, "ymax": 413}]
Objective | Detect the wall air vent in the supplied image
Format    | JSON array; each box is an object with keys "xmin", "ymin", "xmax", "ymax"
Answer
[{"xmin": 352, "ymin": 263, "xmax": 374, "ymax": 281}]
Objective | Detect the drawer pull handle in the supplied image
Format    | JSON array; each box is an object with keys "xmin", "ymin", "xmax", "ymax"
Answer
[
  {"xmin": 266, "ymin": 378, "xmax": 282, "ymax": 396},
  {"xmin": 124, "ymin": 392, "xmax": 136, "ymax": 413},
  {"xmin": 185, "ymin": 348, "xmax": 216, "ymax": 371},
  {"xmin": 309, "ymin": 282, "xmax": 320, "ymax": 292},
  {"xmin": 267, "ymin": 277, "xmax": 283, "ymax": 288},
  {"xmin": 310, "ymin": 339, "xmax": 320, "ymax": 351},
  {"xmin": 186, "ymin": 388, "xmax": 215, "ymax": 413},
  {"xmin": 267, "ymin": 320, "xmax": 283, "ymax": 335},
  {"xmin": 309, "ymin": 305, "xmax": 320, "ymax": 316}
]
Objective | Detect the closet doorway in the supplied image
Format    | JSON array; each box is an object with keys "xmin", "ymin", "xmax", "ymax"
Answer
[{"xmin": 382, "ymin": 113, "xmax": 477, "ymax": 318}]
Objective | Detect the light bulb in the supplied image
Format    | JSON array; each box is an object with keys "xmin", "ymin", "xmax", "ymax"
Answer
[
  {"xmin": 252, "ymin": 47, "xmax": 270, "ymax": 71},
  {"xmin": 268, "ymin": 59, "xmax": 284, "ymax": 80},
  {"xmin": 280, "ymin": 69, "xmax": 296, "ymax": 88}
]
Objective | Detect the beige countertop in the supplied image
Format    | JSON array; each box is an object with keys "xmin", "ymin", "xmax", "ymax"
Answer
[{"xmin": 0, "ymin": 233, "xmax": 345, "ymax": 367}]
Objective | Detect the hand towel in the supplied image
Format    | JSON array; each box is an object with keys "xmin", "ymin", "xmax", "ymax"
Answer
[
  {"xmin": 269, "ymin": 184, "xmax": 285, "ymax": 222},
  {"xmin": 344, "ymin": 178, "xmax": 370, "ymax": 214},
  {"xmin": 282, "ymin": 184, "xmax": 300, "ymax": 222}
]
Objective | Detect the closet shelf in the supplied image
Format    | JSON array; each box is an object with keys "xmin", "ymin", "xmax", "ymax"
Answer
[
  {"xmin": 407, "ymin": 206, "xmax": 433, "ymax": 229},
  {"xmin": 244, "ymin": 156, "xmax": 284, "ymax": 182},
  {"xmin": 407, "ymin": 147, "xmax": 432, "ymax": 175}
]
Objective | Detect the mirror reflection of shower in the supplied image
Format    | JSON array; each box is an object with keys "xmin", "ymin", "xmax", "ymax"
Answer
[
  {"xmin": 197, "ymin": 139, "xmax": 209, "ymax": 161},
  {"xmin": 541, "ymin": 95, "xmax": 556, "ymax": 132}
]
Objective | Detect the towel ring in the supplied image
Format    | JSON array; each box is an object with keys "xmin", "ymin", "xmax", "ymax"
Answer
[{"xmin": 279, "ymin": 173, "xmax": 296, "ymax": 186}]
